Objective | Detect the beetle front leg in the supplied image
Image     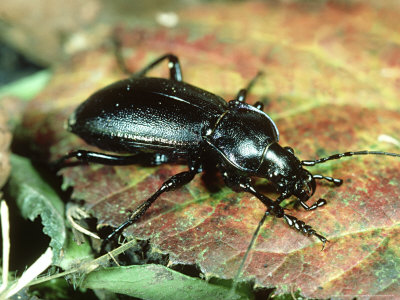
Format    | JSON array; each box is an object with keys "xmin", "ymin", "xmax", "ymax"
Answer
[
  {"xmin": 297, "ymin": 174, "xmax": 343, "ymax": 211},
  {"xmin": 283, "ymin": 214, "xmax": 328, "ymax": 250},
  {"xmin": 243, "ymin": 183, "xmax": 329, "ymax": 249},
  {"xmin": 299, "ymin": 199, "xmax": 327, "ymax": 211},
  {"xmin": 275, "ymin": 191, "xmax": 327, "ymax": 212},
  {"xmin": 223, "ymin": 173, "xmax": 328, "ymax": 249}
]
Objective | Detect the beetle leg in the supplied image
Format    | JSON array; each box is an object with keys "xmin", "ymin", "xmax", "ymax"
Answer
[
  {"xmin": 235, "ymin": 71, "xmax": 264, "ymax": 102},
  {"xmin": 283, "ymin": 214, "xmax": 328, "ymax": 250},
  {"xmin": 222, "ymin": 172, "xmax": 328, "ymax": 249},
  {"xmin": 299, "ymin": 199, "xmax": 327, "ymax": 211},
  {"xmin": 133, "ymin": 53, "xmax": 183, "ymax": 82},
  {"xmin": 242, "ymin": 181, "xmax": 328, "ymax": 249},
  {"xmin": 234, "ymin": 72, "xmax": 267, "ymax": 111},
  {"xmin": 253, "ymin": 101, "xmax": 264, "ymax": 111},
  {"xmin": 113, "ymin": 39, "xmax": 183, "ymax": 81},
  {"xmin": 113, "ymin": 36, "xmax": 183, "ymax": 81},
  {"xmin": 53, "ymin": 150, "xmax": 173, "ymax": 169},
  {"xmin": 235, "ymin": 89, "xmax": 247, "ymax": 102},
  {"xmin": 274, "ymin": 192, "xmax": 326, "ymax": 212},
  {"xmin": 296, "ymin": 174, "xmax": 343, "ymax": 211},
  {"xmin": 105, "ymin": 163, "xmax": 201, "ymax": 241},
  {"xmin": 113, "ymin": 36, "xmax": 132, "ymax": 75}
]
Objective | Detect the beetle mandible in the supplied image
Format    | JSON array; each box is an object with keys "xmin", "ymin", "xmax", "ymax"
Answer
[{"xmin": 56, "ymin": 53, "xmax": 400, "ymax": 249}]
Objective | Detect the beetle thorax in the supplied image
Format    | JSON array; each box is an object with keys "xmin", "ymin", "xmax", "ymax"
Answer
[{"xmin": 203, "ymin": 100, "xmax": 279, "ymax": 173}]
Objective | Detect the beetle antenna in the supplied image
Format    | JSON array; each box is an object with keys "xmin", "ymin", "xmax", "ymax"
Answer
[
  {"xmin": 302, "ymin": 150, "xmax": 400, "ymax": 166},
  {"xmin": 313, "ymin": 174, "xmax": 343, "ymax": 186}
]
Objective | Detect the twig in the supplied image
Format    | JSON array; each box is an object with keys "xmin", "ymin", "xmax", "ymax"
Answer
[
  {"xmin": 4, "ymin": 247, "xmax": 53, "ymax": 299},
  {"xmin": 0, "ymin": 200, "xmax": 10, "ymax": 294}
]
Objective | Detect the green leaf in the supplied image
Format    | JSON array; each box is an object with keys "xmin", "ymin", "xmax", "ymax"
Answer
[
  {"xmin": 7, "ymin": 154, "xmax": 66, "ymax": 262},
  {"xmin": 0, "ymin": 70, "xmax": 51, "ymax": 101},
  {"xmin": 81, "ymin": 264, "xmax": 251, "ymax": 300},
  {"xmin": 57, "ymin": 232, "xmax": 94, "ymax": 271}
]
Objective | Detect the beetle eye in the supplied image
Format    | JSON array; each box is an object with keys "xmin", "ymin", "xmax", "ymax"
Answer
[{"xmin": 284, "ymin": 146, "xmax": 295, "ymax": 155}]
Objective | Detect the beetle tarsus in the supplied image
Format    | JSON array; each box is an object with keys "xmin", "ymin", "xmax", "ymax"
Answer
[
  {"xmin": 283, "ymin": 214, "xmax": 328, "ymax": 250},
  {"xmin": 300, "ymin": 198, "xmax": 327, "ymax": 211},
  {"xmin": 315, "ymin": 234, "xmax": 329, "ymax": 251}
]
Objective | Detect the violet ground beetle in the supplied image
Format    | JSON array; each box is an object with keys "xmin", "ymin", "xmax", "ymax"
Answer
[{"xmin": 55, "ymin": 53, "xmax": 400, "ymax": 250}]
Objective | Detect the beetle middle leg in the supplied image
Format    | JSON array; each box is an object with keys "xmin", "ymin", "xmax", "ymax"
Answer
[
  {"xmin": 235, "ymin": 71, "xmax": 266, "ymax": 111},
  {"xmin": 235, "ymin": 71, "xmax": 263, "ymax": 102},
  {"xmin": 106, "ymin": 160, "xmax": 202, "ymax": 241}
]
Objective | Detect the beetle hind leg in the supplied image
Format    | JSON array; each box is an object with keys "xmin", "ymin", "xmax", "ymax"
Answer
[
  {"xmin": 134, "ymin": 54, "xmax": 183, "ymax": 81},
  {"xmin": 53, "ymin": 150, "xmax": 173, "ymax": 170},
  {"xmin": 113, "ymin": 36, "xmax": 183, "ymax": 81}
]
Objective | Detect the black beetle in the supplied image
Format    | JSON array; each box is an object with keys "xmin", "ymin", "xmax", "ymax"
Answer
[{"xmin": 56, "ymin": 53, "xmax": 400, "ymax": 249}]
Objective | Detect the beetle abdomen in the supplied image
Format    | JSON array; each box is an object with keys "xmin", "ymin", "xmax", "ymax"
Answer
[{"xmin": 68, "ymin": 77, "xmax": 227, "ymax": 153}]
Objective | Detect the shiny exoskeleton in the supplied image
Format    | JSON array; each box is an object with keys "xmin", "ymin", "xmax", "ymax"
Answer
[{"xmin": 56, "ymin": 54, "xmax": 400, "ymax": 249}]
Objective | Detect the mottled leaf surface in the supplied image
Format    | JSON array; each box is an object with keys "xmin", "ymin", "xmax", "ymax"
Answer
[
  {"xmin": 7, "ymin": 155, "xmax": 66, "ymax": 262},
  {"xmin": 20, "ymin": 2, "xmax": 400, "ymax": 298}
]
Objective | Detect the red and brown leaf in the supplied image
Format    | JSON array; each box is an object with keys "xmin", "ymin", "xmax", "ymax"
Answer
[{"xmin": 20, "ymin": 1, "xmax": 400, "ymax": 298}]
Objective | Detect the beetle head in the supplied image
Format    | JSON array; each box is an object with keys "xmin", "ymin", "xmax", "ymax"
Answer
[
  {"xmin": 257, "ymin": 143, "xmax": 316, "ymax": 201},
  {"xmin": 293, "ymin": 168, "xmax": 316, "ymax": 202}
]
